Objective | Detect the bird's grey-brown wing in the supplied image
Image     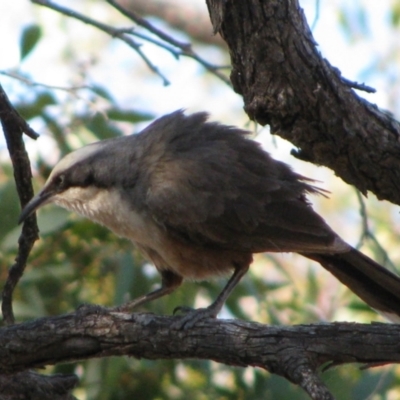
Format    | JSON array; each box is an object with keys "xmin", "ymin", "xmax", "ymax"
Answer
[{"xmin": 142, "ymin": 114, "xmax": 338, "ymax": 254}]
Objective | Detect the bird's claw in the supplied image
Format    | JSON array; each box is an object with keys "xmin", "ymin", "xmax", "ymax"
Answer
[
  {"xmin": 173, "ymin": 305, "xmax": 194, "ymax": 315},
  {"xmin": 172, "ymin": 306, "xmax": 219, "ymax": 330},
  {"xmin": 76, "ymin": 303, "xmax": 110, "ymax": 317}
]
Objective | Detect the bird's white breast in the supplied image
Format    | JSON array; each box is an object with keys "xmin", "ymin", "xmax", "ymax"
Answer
[
  {"xmin": 53, "ymin": 186, "xmax": 161, "ymax": 246},
  {"xmin": 52, "ymin": 185, "xmax": 239, "ymax": 280}
]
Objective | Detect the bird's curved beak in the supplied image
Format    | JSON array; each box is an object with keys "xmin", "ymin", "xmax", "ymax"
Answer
[{"xmin": 18, "ymin": 190, "xmax": 53, "ymax": 225}]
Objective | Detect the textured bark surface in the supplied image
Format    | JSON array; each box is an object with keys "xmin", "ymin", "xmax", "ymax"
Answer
[
  {"xmin": 0, "ymin": 371, "xmax": 78, "ymax": 400},
  {"xmin": 1, "ymin": 311, "xmax": 400, "ymax": 400},
  {"xmin": 1, "ymin": 311, "xmax": 400, "ymax": 374},
  {"xmin": 206, "ymin": 0, "xmax": 400, "ymax": 205},
  {"xmin": 0, "ymin": 85, "xmax": 39, "ymax": 326}
]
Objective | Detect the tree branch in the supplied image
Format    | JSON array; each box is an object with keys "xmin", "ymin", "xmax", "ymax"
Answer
[
  {"xmin": 0, "ymin": 371, "xmax": 78, "ymax": 400},
  {"xmin": 31, "ymin": 0, "xmax": 231, "ymax": 86},
  {"xmin": 1, "ymin": 311, "xmax": 400, "ymax": 399},
  {"xmin": 31, "ymin": 0, "xmax": 170, "ymax": 86},
  {"xmin": 206, "ymin": 0, "xmax": 400, "ymax": 205},
  {"xmin": 0, "ymin": 84, "xmax": 40, "ymax": 325},
  {"xmin": 119, "ymin": 0, "xmax": 227, "ymax": 48},
  {"xmin": 107, "ymin": 0, "xmax": 231, "ymax": 84}
]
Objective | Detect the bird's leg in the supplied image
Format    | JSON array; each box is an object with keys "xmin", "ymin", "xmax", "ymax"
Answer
[
  {"xmin": 173, "ymin": 262, "xmax": 249, "ymax": 329},
  {"xmin": 111, "ymin": 270, "xmax": 183, "ymax": 312}
]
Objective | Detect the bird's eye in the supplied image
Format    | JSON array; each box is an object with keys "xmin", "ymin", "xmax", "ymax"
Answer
[{"xmin": 53, "ymin": 174, "xmax": 65, "ymax": 188}]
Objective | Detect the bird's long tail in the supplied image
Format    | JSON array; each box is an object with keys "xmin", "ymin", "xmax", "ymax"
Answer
[{"xmin": 304, "ymin": 248, "xmax": 400, "ymax": 322}]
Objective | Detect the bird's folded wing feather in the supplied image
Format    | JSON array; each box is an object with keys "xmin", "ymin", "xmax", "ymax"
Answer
[{"xmin": 143, "ymin": 133, "xmax": 337, "ymax": 254}]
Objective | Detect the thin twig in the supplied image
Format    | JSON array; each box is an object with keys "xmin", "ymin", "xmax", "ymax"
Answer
[
  {"xmin": 355, "ymin": 189, "xmax": 396, "ymax": 271},
  {"xmin": 0, "ymin": 84, "xmax": 39, "ymax": 140},
  {"xmin": 341, "ymin": 77, "xmax": 376, "ymax": 94},
  {"xmin": 107, "ymin": 0, "xmax": 231, "ymax": 85},
  {"xmin": 106, "ymin": 0, "xmax": 190, "ymax": 49},
  {"xmin": 118, "ymin": 29, "xmax": 181, "ymax": 58},
  {"xmin": 31, "ymin": 0, "xmax": 231, "ymax": 86},
  {"xmin": 311, "ymin": 0, "xmax": 320, "ymax": 31},
  {"xmin": 0, "ymin": 70, "xmax": 91, "ymax": 93},
  {"xmin": 31, "ymin": 0, "xmax": 170, "ymax": 85},
  {"xmin": 0, "ymin": 84, "xmax": 40, "ymax": 325}
]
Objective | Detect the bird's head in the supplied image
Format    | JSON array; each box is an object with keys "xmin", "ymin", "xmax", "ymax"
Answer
[{"xmin": 18, "ymin": 142, "xmax": 106, "ymax": 224}]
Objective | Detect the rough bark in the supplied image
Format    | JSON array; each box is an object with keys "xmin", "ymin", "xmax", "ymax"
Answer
[
  {"xmin": 0, "ymin": 85, "xmax": 40, "ymax": 325},
  {"xmin": 206, "ymin": 0, "xmax": 400, "ymax": 205},
  {"xmin": 0, "ymin": 371, "xmax": 78, "ymax": 400},
  {"xmin": 1, "ymin": 311, "xmax": 400, "ymax": 398}
]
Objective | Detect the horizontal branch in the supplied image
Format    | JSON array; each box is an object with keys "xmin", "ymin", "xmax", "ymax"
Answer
[
  {"xmin": 0, "ymin": 371, "xmax": 78, "ymax": 400},
  {"xmin": 2, "ymin": 311, "xmax": 400, "ymax": 374}
]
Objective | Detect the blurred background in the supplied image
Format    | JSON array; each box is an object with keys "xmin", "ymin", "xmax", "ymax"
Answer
[{"xmin": 1, "ymin": 0, "xmax": 400, "ymax": 398}]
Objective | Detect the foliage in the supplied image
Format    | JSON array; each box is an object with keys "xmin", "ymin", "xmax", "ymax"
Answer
[{"xmin": 1, "ymin": 1, "xmax": 400, "ymax": 399}]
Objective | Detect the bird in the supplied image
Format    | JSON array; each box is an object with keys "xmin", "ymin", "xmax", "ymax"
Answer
[{"xmin": 19, "ymin": 110, "xmax": 400, "ymax": 326}]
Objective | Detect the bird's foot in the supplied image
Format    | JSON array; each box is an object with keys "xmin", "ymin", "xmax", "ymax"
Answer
[
  {"xmin": 76, "ymin": 303, "xmax": 110, "ymax": 317},
  {"xmin": 172, "ymin": 305, "xmax": 219, "ymax": 330}
]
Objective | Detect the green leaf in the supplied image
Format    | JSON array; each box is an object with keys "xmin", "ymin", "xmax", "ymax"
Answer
[
  {"xmin": 392, "ymin": 2, "xmax": 400, "ymax": 26},
  {"xmin": 35, "ymin": 92, "xmax": 57, "ymax": 108},
  {"xmin": 16, "ymin": 104, "xmax": 41, "ymax": 120},
  {"xmin": 107, "ymin": 108, "xmax": 153, "ymax": 123},
  {"xmin": 16, "ymin": 91, "xmax": 57, "ymax": 120},
  {"xmin": 85, "ymin": 112, "xmax": 123, "ymax": 139},
  {"xmin": 91, "ymin": 85, "xmax": 115, "ymax": 102},
  {"xmin": 20, "ymin": 24, "xmax": 42, "ymax": 61}
]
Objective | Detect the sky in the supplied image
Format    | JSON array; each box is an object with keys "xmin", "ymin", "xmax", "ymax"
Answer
[{"xmin": 1, "ymin": 0, "xmax": 398, "ymax": 115}]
